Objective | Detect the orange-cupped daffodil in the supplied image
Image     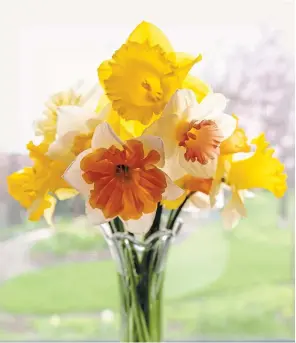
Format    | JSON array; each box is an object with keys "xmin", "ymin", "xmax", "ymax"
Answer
[
  {"xmin": 63, "ymin": 122, "xmax": 183, "ymax": 230},
  {"xmin": 144, "ymin": 89, "xmax": 236, "ymax": 180}
]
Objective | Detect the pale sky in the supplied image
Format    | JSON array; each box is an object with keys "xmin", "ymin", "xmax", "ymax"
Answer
[{"xmin": 0, "ymin": 0, "xmax": 294, "ymax": 153}]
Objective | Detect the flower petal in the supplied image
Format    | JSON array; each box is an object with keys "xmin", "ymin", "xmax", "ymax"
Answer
[
  {"xmin": 86, "ymin": 202, "xmax": 109, "ymax": 225},
  {"xmin": 190, "ymin": 192, "xmax": 210, "ymax": 209},
  {"xmin": 179, "ymin": 148, "xmax": 217, "ymax": 178},
  {"xmin": 43, "ymin": 195, "xmax": 57, "ymax": 227},
  {"xmin": 55, "ymin": 188, "xmax": 79, "ymax": 200},
  {"xmin": 143, "ymin": 114, "xmax": 178, "ymax": 158},
  {"xmin": 173, "ymin": 55, "xmax": 203, "ymax": 85},
  {"xmin": 136, "ymin": 135, "xmax": 165, "ymax": 167},
  {"xmin": 228, "ymin": 134, "xmax": 287, "ymax": 197},
  {"xmin": 231, "ymin": 188, "xmax": 247, "ymax": 217},
  {"xmin": 63, "ymin": 149, "xmax": 93, "ymax": 196},
  {"xmin": 162, "ymin": 191, "xmax": 187, "ymax": 210},
  {"xmin": 204, "ymin": 112, "xmax": 236, "ymax": 141},
  {"xmin": 163, "ymin": 154, "xmax": 187, "ymax": 181},
  {"xmin": 47, "ymin": 131, "xmax": 76, "ymax": 162},
  {"xmin": 163, "ymin": 174, "xmax": 184, "ymax": 201},
  {"xmin": 28, "ymin": 196, "xmax": 52, "ymax": 222},
  {"xmin": 96, "ymin": 94, "xmax": 111, "ymax": 113},
  {"xmin": 173, "ymin": 52, "xmax": 201, "ymax": 67},
  {"xmin": 182, "ymin": 74, "xmax": 212, "ymax": 103},
  {"xmin": 198, "ymin": 93, "xmax": 228, "ymax": 119},
  {"xmin": 98, "ymin": 60, "xmax": 113, "ymax": 89},
  {"xmin": 104, "ymin": 107, "xmax": 134, "ymax": 141},
  {"xmin": 81, "ymin": 84, "xmax": 102, "ymax": 108},
  {"xmin": 221, "ymin": 188, "xmax": 246, "ymax": 229},
  {"xmin": 127, "ymin": 21, "xmax": 173, "ymax": 53},
  {"xmin": 221, "ymin": 203, "xmax": 242, "ymax": 230},
  {"xmin": 124, "ymin": 211, "xmax": 156, "ymax": 234},
  {"xmin": 163, "ymin": 89, "xmax": 197, "ymax": 118},
  {"xmin": 209, "ymin": 178, "xmax": 222, "ymax": 207},
  {"xmin": 91, "ymin": 122, "xmax": 124, "ymax": 149},
  {"xmin": 187, "ymin": 93, "xmax": 228, "ymax": 122},
  {"xmin": 56, "ymin": 106, "xmax": 98, "ymax": 138}
]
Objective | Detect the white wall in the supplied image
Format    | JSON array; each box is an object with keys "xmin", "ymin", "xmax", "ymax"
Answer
[{"xmin": 0, "ymin": 0, "xmax": 293, "ymax": 153}]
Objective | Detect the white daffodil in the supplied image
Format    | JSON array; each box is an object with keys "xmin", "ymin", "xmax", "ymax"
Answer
[
  {"xmin": 144, "ymin": 89, "xmax": 236, "ymax": 180},
  {"xmin": 34, "ymin": 81, "xmax": 101, "ymax": 145},
  {"xmin": 47, "ymin": 104, "xmax": 110, "ymax": 164},
  {"xmin": 63, "ymin": 122, "xmax": 184, "ymax": 233}
]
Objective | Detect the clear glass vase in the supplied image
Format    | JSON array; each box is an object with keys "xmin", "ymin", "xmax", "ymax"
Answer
[{"xmin": 100, "ymin": 221, "xmax": 182, "ymax": 342}]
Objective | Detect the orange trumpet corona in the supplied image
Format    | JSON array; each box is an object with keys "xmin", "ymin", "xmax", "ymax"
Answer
[
  {"xmin": 80, "ymin": 140, "xmax": 167, "ymax": 220},
  {"xmin": 179, "ymin": 120, "xmax": 223, "ymax": 164}
]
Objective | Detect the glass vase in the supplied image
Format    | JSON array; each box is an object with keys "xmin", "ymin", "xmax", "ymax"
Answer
[{"xmin": 100, "ymin": 221, "xmax": 182, "ymax": 342}]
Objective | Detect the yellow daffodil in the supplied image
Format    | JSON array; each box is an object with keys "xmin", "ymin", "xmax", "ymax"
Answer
[
  {"xmin": 228, "ymin": 134, "xmax": 287, "ymax": 197},
  {"xmin": 7, "ymin": 141, "xmax": 74, "ymax": 224},
  {"xmin": 7, "ymin": 167, "xmax": 54, "ymax": 222},
  {"xmin": 210, "ymin": 115, "xmax": 251, "ymax": 205},
  {"xmin": 98, "ymin": 21, "xmax": 209, "ymax": 125},
  {"xmin": 9, "ymin": 102, "xmax": 131, "ymax": 225},
  {"xmin": 8, "ymin": 83, "xmax": 104, "ymax": 224},
  {"xmin": 220, "ymin": 114, "xmax": 251, "ymax": 155},
  {"xmin": 210, "ymin": 132, "xmax": 287, "ymax": 229},
  {"xmin": 144, "ymin": 89, "xmax": 236, "ymax": 180}
]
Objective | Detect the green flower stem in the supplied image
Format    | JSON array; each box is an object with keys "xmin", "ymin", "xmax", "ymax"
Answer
[
  {"xmin": 148, "ymin": 272, "xmax": 163, "ymax": 342},
  {"xmin": 113, "ymin": 217, "xmax": 125, "ymax": 232},
  {"xmin": 168, "ymin": 192, "xmax": 195, "ymax": 231},
  {"xmin": 166, "ymin": 209, "xmax": 175, "ymax": 228},
  {"xmin": 145, "ymin": 204, "xmax": 163, "ymax": 239},
  {"xmin": 125, "ymin": 245, "xmax": 151, "ymax": 342},
  {"xmin": 108, "ymin": 200, "xmax": 187, "ymax": 342},
  {"xmin": 118, "ymin": 275, "xmax": 130, "ymax": 342}
]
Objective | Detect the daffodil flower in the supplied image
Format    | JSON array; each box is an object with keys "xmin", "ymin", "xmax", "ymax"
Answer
[
  {"xmin": 63, "ymin": 122, "xmax": 183, "ymax": 231},
  {"xmin": 7, "ymin": 83, "xmax": 102, "ymax": 225},
  {"xmin": 98, "ymin": 21, "xmax": 209, "ymax": 125},
  {"xmin": 48, "ymin": 101, "xmax": 133, "ymax": 162},
  {"xmin": 163, "ymin": 175, "xmax": 213, "ymax": 210},
  {"xmin": 212, "ymin": 134, "xmax": 287, "ymax": 229},
  {"xmin": 210, "ymin": 115, "xmax": 251, "ymax": 206},
  {"xmin": 220, "ymin": 114, "xmax": 251, "ymax": 155},
  {"xmin": 228, "ymin": 134, "xmax": 287, "ymax": 196},
  {"xmin": 35, "ymin": 81, "xmax": 100, "ymax": 145},
  {"xmin": 47, "ymin": 105, "xmax": 107, "ymax": 164},
  {"xmin": 144, "ymin": 89, "xmax": 236, "ymax": 180},
  {"xmin": 7, "ymin": 141, "xmax": 74, "ymax": 225}
]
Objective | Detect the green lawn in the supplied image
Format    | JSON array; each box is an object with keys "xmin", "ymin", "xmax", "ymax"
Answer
[
  {"xmin": 31, "ymin": 225, "xmax": 106, "ymax": 257},
  {"xmin": 0, "ymin": 191, "xmax": 294, "ymax": 340}
]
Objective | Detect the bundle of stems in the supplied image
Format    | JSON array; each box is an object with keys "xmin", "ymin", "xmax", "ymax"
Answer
[{"xmin": 102, "ymin": 193, "xmax": 193, "ymax": 342}]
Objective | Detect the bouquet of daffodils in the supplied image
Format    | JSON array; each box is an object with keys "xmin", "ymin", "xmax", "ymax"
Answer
[
  {"xmin": 7, "ymin": 21, "xmax": 288, "ymax": 343},
  {"xmin": 7, "ymin": 21, "xmax": 287, "ymax": 233}
]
